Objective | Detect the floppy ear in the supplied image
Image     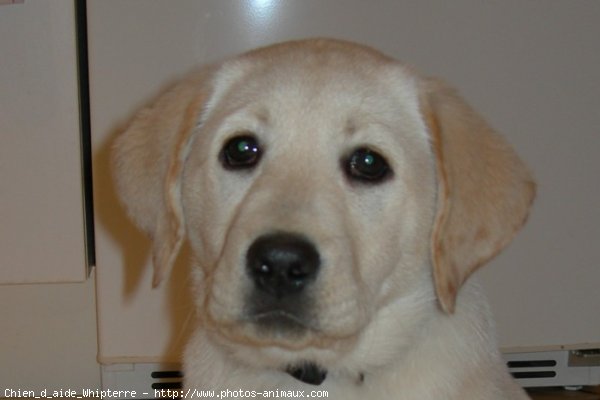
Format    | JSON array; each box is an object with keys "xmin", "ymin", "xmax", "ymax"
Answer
[
  {"xmin": 420, "ymin": 79, "xmax": 536, "ymax": 313},
  {"xmin": 112, "ymin": 70, "xmax": 213, "ymax": 287}
]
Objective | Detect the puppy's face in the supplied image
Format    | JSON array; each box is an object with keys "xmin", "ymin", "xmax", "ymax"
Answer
[
  {"xmin": 182, "ymin": 48, "xmax": 437, "ymax": 355},
  {"xmin": 113, "ymin": 39, "xmax": 534, "ymax": 372}
]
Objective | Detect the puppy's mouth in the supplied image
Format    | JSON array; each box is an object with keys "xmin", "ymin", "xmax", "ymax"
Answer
[
  {"xmin": 243, "ymin": 271, "xmax": 320, "ymax": 340},
  {"xmin": 247, "ymin": 309, "xmax": 311, "ymax": 333}
]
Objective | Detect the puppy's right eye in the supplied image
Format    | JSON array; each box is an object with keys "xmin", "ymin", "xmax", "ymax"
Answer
[{"xmin": 221, "ymin": 135, "xmax": 261, "ymax": 170}]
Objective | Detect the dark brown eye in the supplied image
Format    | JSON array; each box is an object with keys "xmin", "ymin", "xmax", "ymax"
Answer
[
  {"xmin": 345, "ymin": 148, "xmax": 391, "ymax": 183},
  {"xmin": 221, "ymin": 135, "xmax": 261, "ymax": 169}
]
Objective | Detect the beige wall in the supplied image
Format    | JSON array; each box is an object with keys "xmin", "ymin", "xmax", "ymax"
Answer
[{"xmin": 90, "ymin": 0, "xmax": 600, "ymax": 362}]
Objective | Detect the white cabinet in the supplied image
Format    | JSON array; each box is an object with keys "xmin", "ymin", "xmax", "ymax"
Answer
[
  {"xmin": 0, "ymin": 1, "xmax": 88, "ymax": 283},
  {"xmin": 0, "ymin": 1, "xmax": 99, "ymax": 392}
]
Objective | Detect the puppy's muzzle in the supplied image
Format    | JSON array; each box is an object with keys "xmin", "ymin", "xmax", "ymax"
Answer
[{"xmin": 246, "ymin": 232, "xmax": 320, "ymax": 299}]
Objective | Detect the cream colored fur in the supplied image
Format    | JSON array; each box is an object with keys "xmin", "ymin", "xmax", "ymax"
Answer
[{"xmin": 113, "ymin": 39, "xmax": 534, "ymax": 399}]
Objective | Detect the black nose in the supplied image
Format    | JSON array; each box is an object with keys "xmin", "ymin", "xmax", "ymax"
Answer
[{"xmin": 246, "ymin": 233, "xmax": 320, "ymax": 299}]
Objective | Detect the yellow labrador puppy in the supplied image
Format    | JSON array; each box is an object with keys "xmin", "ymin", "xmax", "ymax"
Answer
[{"xmin": 113, "ymin": 39, "xmax": 535, "ymax": 399}]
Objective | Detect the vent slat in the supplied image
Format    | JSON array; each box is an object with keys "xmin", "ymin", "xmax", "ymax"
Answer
[
  {"xmin": 152, "ymin": 370, "xmax": 184, "ymax": 379},
  {"xmin": 511, "ymin": 371, "xmax": 557, "ymax": 379},
  {"xmin": 152, "ymin": 381, "xmax": 183, "ymax": 390},
  {"xmin": 507, "ymin": 360, "xmax": 557, "ymax": 369}
]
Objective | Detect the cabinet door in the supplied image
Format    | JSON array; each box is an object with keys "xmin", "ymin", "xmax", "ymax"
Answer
[{"xmin": 0, "ymin": 1, "xmax": 87, "ymax": 283}]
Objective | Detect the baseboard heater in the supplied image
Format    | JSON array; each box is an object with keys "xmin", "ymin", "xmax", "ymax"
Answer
[
  {"xmin": 101, "ymin": 349, "xmax": 600, "ymax": 399},
  {"xmin": 504, "ymin": 349, "xmax": 600, "ymax": 388}
]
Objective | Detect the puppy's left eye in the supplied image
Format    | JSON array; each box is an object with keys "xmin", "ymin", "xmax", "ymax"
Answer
[
  {"xmin": 221, "ymin": 134, "xmax": 261, "ymax": 170},
  {"xmin": 344, "ymin": 148, "xmax": 392, "ymax": 183}
]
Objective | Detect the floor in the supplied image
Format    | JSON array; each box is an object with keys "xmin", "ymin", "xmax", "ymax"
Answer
[
  {"xmin": 528, "ymin": 387, "xmax": 600, "ymax": 400},
  {"xmin": 2, "ymin": 388, "xmax": 600, "ymax": 399},
  {"xmin": 3, "ymin": 387, "xmax": 600, "ymax": 399}
]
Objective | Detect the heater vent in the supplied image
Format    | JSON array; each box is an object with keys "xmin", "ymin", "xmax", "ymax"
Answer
[
  {"xmin": 101, "ymin": 363, "xmax": 184, "ymax": 399},
  {"xmin": 507, "ymin": 357, "xmax": 559, "ymax": 383},
  {"xmin": 150, "ymin": 368, "xmax": 183, "ymax": 396}
]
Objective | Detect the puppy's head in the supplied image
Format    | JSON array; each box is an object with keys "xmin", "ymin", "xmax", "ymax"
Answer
[{"xmin": 113, "ymin": 39, "xmax": 534, "ymax": 369}]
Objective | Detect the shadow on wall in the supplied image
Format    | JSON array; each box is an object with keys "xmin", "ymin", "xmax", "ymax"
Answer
[{"xmin": 94, "ymin": 93, "xmax": 195, "ymax": 362}]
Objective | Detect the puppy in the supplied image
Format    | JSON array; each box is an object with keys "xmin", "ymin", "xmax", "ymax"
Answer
[{"xmin": 113, "ymin": 39, "xmax": 535, "ymax": 399}]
